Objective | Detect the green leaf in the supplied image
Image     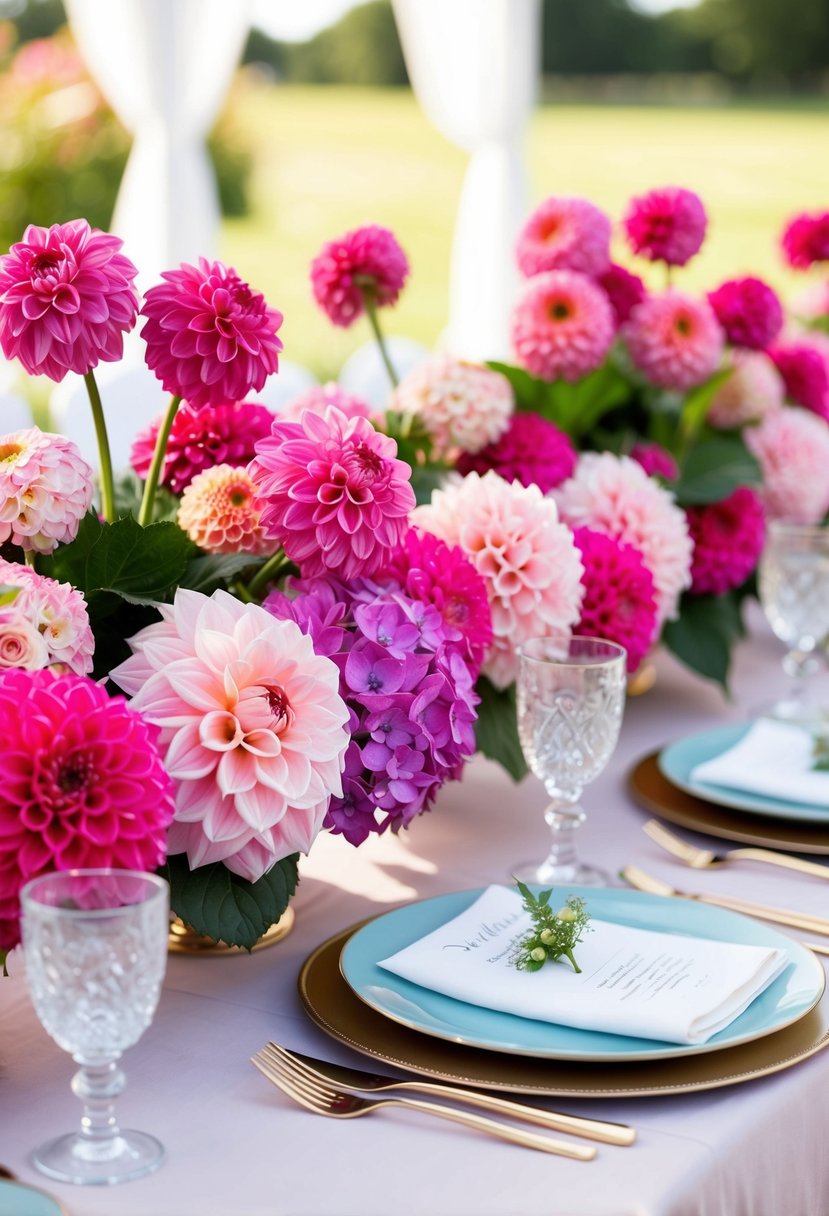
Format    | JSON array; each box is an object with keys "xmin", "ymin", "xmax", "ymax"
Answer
[
  {"xmin": 180, "ymin": 552, "xmax": 264, "ymax": 596},
  {"xmin": 540, "ymin": 363, "xmax": 633, "ymax": 438},
  {"xmin": 486, "ymin": 362, "xmax": 550, "ymax": 412},
  {"xmin": 162, "ymin": 854, "xmax": 299, "ymax": 950},
  {"xmin": 672, "ymin": 437, "xmax": 761, "ymax": 506},
  {"xmin": 662, "ymin": 593, "xmax": 744, "ymax": 691},
  {"xmin": 0, "ymin": 584, "xmax": 21, "ymax": 607},
  {"xmin": 113, "ymin": 471, "xmax": 179, "ymax": 523},
  {"xmin": 678, "ymin": 368, "xmax": 733, "ymax": 442},
  {"xmin": 473, "ymin": 676, "xmax": 527, "ymax": 782}
]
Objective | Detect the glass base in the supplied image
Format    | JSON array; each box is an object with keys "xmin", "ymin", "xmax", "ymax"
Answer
[
  {"xmin": 512, "ymin": 857, "xmax": 610, "ymax": 887},
  {"xmin": 32, "ymin": 1130, "xmax": 164, "ymax": 1186}
]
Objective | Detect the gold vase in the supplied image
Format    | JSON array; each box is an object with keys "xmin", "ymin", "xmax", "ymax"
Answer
[{"xmin": 167, "ymin": 906, "xmax": 295, "ymax": 955}]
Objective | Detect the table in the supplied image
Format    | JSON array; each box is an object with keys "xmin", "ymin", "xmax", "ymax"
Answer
[{"xmin": 3, "ymin": 606, "xmax": 829, "ymax": 1216}]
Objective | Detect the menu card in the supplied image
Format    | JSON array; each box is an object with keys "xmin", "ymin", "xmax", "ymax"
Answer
[
  {"xmin": 691, "ymin": 719, "xmax": 829, "ymax": 808},
  {"xmin": 378, "ymin": 885, "xmax": 787, "ymax": 1045}
]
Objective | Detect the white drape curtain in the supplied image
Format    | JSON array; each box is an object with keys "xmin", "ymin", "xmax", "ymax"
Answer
[
  {"xmin": 63, "ymin": 0, "xmax": 251, "ymax": 290},
  {"xmin": 391, "ymin": 0, "xmax": 541, "ymax": 361}
]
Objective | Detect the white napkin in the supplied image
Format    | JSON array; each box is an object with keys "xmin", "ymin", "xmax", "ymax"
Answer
[
  {"xmin": 691, "ymin": 719, "xmax": 829, "ymax": 808},
  {"xmin": 378, "ymin": 885, "xmax": 787, "ymax": 1046}
]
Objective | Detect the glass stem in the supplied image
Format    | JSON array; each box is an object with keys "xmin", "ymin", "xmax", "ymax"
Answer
[
  {"xmin": 542, "ymin": 800, "xmax": 586, "ymax": 873},
  {"xmin": 71, "ymin": 1060, "xmax": 125, "ymax": 1155}
]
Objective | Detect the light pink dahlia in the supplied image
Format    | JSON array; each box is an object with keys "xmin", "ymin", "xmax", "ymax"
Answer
[
  {"xmin": 707, "ymin": 276, "xmax": 783, "ymax": 351},
  {"xmin": 281, "ymin": 381, "xmax": 381, "ymax": 426},
  {"xmin": 0, "ymin": 219, "xmax": 138, "ymax": 381},
  {"xmin": 686, "ymin": 487, "xmax": 765, "ymax": 597},
  {"xmin": 624, "ymin": 291, "xmax": 724, "ymax": 391},
  {"xmin": 130, "ymin": 399, "xmax": 274, "ymax": 495},
  {"xmin": 554, "ymin": 452, "xmax": 693, "ymax": 624},
  {"xmin": 792, "ymin": 278, "xmax": 829, "ymax": 323},
  {"xmin": 0, "ymin": 557, "xmax": 93, "ymax": 673},
  {"xmin": 516, "ymin": 195, "xmax": 612, "ymax": 278},
  {"xmin": 511, "ymin": 270, "xmax": 615, "ymax": 383},
  {"xmin": 781, "ymin": 211, "xmax": 829, "ymax": 269},
  {"xmin": 707, "ymin": 350, "xmax": 784, "ymax": 429},
  {"xmin": 140, "ymin": 259, "xmax": 283, "ymax": 411},
  {"xmin": 0, "ymin": 427, "xmax": 93, "ymax": 554},
  {"xmin": 768, "ymin": 341, "xmax": 829, "ymax": 421},
  {"xmin": 455, "ymin": 411, "xmax": 577, "ymax": 493},
  {"xmin": 310, "ymin": 224, "xmax": 409, "ymax": 328},
  {"xmin": 623, "ymin": 186, "xmax": 707, "ymax": 267},
  {"xmin": 177, "ymin": 464, "xmax": 272, "ymax": 556},
  {"xmin": 0, "ymin": 667, "xmax": 175, "ymax": 952},
  {"xmin": 572, "ymin": 527, "xmax": 659, "ymax": 674},
  {"xmin": 390, "ymin": 356, "xmax": 514, "ymax": 459},
  {"xmin": 0, "ymin": 612, "xmax": 49, "ymax": 670},
  {"xmin": 249, "ymin": 407, "xmax": 415, "ymax": 581},
  {"xmin": 596, "ymin": 262, "xmax": 646, "ymax": 326},
  {"xmin": 413, "ymin": 471, "xmax": 584, "ymax": 689},
  {"xmin": 745, "ymin": 407, "xmax": 829, "ymax": 525},
  {"xmin": 110, "ymin": 589, "xmax": 349, "ymax": 883}
]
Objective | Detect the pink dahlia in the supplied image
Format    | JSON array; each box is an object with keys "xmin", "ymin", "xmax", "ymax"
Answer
[
  {"xmin": 781, "ymin": 211, "xmax": 829, "ymax": 269},
  {"xmin": 624, "ymin": 291, "xmax": 724, "ymax": 391},
  {"xmin": 111, "ymin": 589, "xmax": 350, "ymax": 882},
  {"xmin": 281, "ymin": 381, "xmax": 381, "ymax": 426},
  {"xmin": 310, "ymin": 224, "xmax": 409, "ymax": 328},
  {"xmin": 572, "ymin": 527, "xmax": 659, "ymax": 674},
  {"xmin": 130, "ymin": 399, "xmax": 274, "ymax": 495},
  {"xmin": 390, "ymin": 356, "xmax": 513, "ymax": 459},
  {"xmin": 0, "ymin": 427, "xmax": 93, "ymax": 554},
  {"xmin": 623, "ymin": 186, "xmax": 707, "ymax": 267},
  {"xmin": 686, "ymin": 487, "xmax": 765, "ymax": 597},
  {"xmin": 140, "ymin": 259, "xmax": 283, "ymax": 411},
  {"xmin": 456, "ymin": 411, "xmax": 577, "ymax": 493},
  {"xmin": 555, "ymin": 452, "xmax": 693, "ymax": 624},
  {"xmin": 629, "ymin": 441, "xmax": 679, "ymax": 482},
  {"xmin": 0, "ymin": 219, "xmax": 138, "ymax": 381},
  {"xmin": 515, "ymin": 195, "xmax": 611, "ymax": 278},
  {"xmin": 745, "ymin": 407, "xmax": 829, "ymax": 525},
  {"xmin": 0, "ymin": 558, "xmax": 93, "ymax": 673},
  {"xmin": 0, "ymin": 667, "xmax": 174, "ymax": 952},
  {"xmin": 707, "ymin": 350, "xmax": 784, "ymax": 429},
  {"xmin": 767, "ymin": 341, "xmax": 829, "ymax": 421},
  {"xmin": 596, "ymin": 262, "xmax": 646, "ymax": 326},
  {"xmin": 249, "ymin": 407, "xmax": 415, "ymax": 581},
  {"xmin": 511, "ymin": 270, "xmax": 615, "ymax": 383},
  {"xmin": 707, "ymin": 276, "xmax": 783, "ymax": 350},
  {"xmin": 177, "ymin": 464, "xmax": 272, "ymax": 556},
  {"xmin": 414, "ymin": 471, "xmax": 584, "ymax": 689}
]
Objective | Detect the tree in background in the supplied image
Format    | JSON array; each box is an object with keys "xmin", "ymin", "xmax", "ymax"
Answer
[{"xmin": 683, "ymin": 0, "xmax": 829, "ymax": 90}]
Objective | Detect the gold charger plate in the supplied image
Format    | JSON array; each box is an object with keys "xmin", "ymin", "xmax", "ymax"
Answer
[
  {"xmin": 297, "ymin": 923, "xmax": 829, "ymax": 1098},
  {"xmin": 628, "ymin": 752, "xmax": 829, "ymax": 855}
]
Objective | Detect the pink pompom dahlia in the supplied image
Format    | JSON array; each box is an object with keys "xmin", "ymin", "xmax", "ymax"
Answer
[
  {"xmin": 0, "ymin": 219, "xmax": 138, "ymax": 381},
  {"xmin": 781, "ymin": 211, "xmax": 829, "ymax": 269},
  {"xmin": 130, "ymin": 399, "xmax": 274, "ymax": 496},
  {"xmin": 596, "ymin": 262, "xmax": 646, "ymax": 326},
  {"xmin": 0, "ymin": 667, "xmax": 175, "ymax": 952},
  {"xmin": 0, "ymin": 427, "xmax": 93, "ymax": 554},
  {"xmin": 249, "ymin": 407, "xmax": 415, "ymax": 581},
  {"xmin": 511, "ymin": 270, "xmax": 615, "ymax": 383},
  {"xmin": 141, "ymin": 259, "xmax": 283, "ymax": 411},
  {"xmin": 177, "ymin": 464, "xmax": 272, "ymax": 556},
  {"xmin": 623, "ymin": 186, "xmax": 707, "ymax": 267},
  {"xmin": 390, "ymin": 356, "xmax": 513, "ymax": 459},
  {"xmin": 0, "ymin": 558, "xmax": 93, "ymax": 673},
  {"xmin": 456, "ymin": 411, "xmax": 577, "ymax": 493},
  {"xmin": 414, "ymin": 471, "xmax": 584, "ymax": 689},
  {"xmin": 767, "ymin": 341, "xmax": 829, "ymax": 421},
  {"xmin": 310, "ymin": 224, "xmax": 409, "ymax": 328},
  {"xmin": 686, "ymin": 487, "xmax": 766, "ymax": 597},
  {"xmin": 745, "ymin": 407, "xmax": 829, "ymax": 525},
  {"xmin": 572, "ymin": 527, "xmax": 659, "ymax": 674},
  {"xmin": 624, "ymin": 291, "xmax": 724, "ymax": 391},
  {"xmin": 555, "ymin": 452, "xmax": 693, "ymax": 624},
  {"xmin": 707, "ymin": 350, "xmax": 784, "ymax": 429},
  {"xmin": 707, "ymin": 276, "xmax": 783, "ymax": 350},
  {"xmin": 281, "ymin": 381, "xmax": 381, "ymax": 426},
  {"xmin": 516, "ymin": 195, "xmax": 611, "ymax": 278},
  {"xmin": 111, "ymin": 589, "xmax": 350, "ymax": 883}
]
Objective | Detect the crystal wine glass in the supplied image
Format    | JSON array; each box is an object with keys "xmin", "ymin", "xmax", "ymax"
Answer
[
  {"xmin": 20, "ymin": 869, "xmax": 169, "ymax": 1186},
  {"xmin": 757, "ymin": 521, "xmax": 829, "ymax": 725},
  {"xmin": 515, "ymin": 636, "xmax": 627, "ymax": 886}
]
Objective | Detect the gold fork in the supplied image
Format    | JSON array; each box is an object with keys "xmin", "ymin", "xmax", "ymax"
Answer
[
  {"xmin": 260, "ymin": 1041, "xmax": 635, "ymax": 1145},
  {"xmin": 250, "ymin": 1049, "xmax": 597, "ymax": 1159},
  {"xmin": 643, "ymin": 819, "xmax": 829, "ymax": 880}
]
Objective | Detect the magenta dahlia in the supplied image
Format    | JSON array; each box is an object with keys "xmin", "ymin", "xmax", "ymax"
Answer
[
  {"xmin": 707, "ymin": 276, "xmax": 783, "ymax": 351},
  {"xmin": 511, "ymin": 269, "xmax": 615, "ymax": 383},
  {"xmin": 624, "ymin": 291, "xmax": 724, "ymax": 391},
  {"xmin": 572, "ymin": 527, "xmax": 659, "ymax": 674},
  {"xmin": 767, "ymin": 342, "xmax": 829, "ymax": 421},
  {"xmin": 516, "ymin": 195, "xmax": 611, "ymax": 278},
  {"xmin": 629, "ymin": 441, "xmax": 679, "ymax": 482},
  {"xmin": 596, "ymin": 263, "xmax": 646, "ymax": 326},
  {"xmin": 140, "ymin": 259, "xmax": 283, "ymax": 411},
  {"xmin": 623, "ymin": 186, "xmax": 707, "ymax": 267},
  {"xmin": 0, "ymin": 667, "xmax": 175, "ymax": 952},
  {"xmin": 0, "ymin": 427, "xmax": 93, "ymax": 554},
  {"xmin": 0, "ymin": 219, "xmax": 138, "ymax": 381},
  {"xmin": 686, "ymin": 486, "xmax": 765, "ymax": 597},
  {"xmin": 781, "ymin": 211, "xmax": 829, "ymax": 269},
  {"xmin": 249, "ymin": 406, "xmax": 415, "ymax": 580},
  {"xmin": 456, "ymin": 411, "xmax": 577, "ymax": 493},
  {"xmin": 310, "ymin": 224, "xmax": 409, "ymax": 328}
]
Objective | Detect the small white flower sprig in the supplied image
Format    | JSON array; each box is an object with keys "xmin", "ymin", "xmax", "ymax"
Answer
[{"xmin": 510, "ymin": 879, "xmax": 592, "ymax": 975}]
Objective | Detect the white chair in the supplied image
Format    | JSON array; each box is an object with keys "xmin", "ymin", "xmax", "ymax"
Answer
[{"xmin": 338, "ymin": 337, "xmax": 431, "ymax": 409}]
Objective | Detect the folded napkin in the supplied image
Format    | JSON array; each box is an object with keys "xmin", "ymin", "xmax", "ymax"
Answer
[
  {"xmin": 378, "ymin": 885, "xmax": 787, "ymax": 1046},
  {"xmin": 691, "ymin": 719, "xmax": 829, "ymax": 808}
]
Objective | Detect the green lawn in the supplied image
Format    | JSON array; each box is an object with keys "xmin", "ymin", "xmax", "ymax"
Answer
[{"xmin": 220, "ymin": 84, "xmax": 826, "ymax": 382}]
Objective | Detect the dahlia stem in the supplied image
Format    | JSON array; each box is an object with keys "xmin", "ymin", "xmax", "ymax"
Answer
[
  {"xmin": 24, "ymin": 550, "xmax": 37, "ymax": 570},
  {"xmin": 138, "ymin": 394, "xmax": 182, "ymax": 527},
  {"xmin": 247, "ymin": 550, "xmax": 290, "ymax": 600},
  {"xmin": 83, "ymin": 371, "xmax": 115, "ymax": 524},
  {"xmin": 362, "ymin": 291, "xmax": 398, "ymax": 390}
]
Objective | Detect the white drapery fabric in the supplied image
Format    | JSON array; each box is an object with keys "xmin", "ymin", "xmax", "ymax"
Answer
[
  {"xmin": 63, "ymin": 0, "xmax": 251, "ymax": 290},
  {"xmin": 391, "ymin": 0, "xmax": 541, "ymax": 361}
]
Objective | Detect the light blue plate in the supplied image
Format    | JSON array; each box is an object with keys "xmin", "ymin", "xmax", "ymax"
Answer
[
  {"xmin": 659, "ymin": 723, "xmax": 829, "ymax": 823},
  {"xmin": 0, "ymin": 1179, "xmax": 67, "ymax": 1216},
  {"xmin": 340, "ymin": 886, "xmax": 825, "ymax": 1062}
]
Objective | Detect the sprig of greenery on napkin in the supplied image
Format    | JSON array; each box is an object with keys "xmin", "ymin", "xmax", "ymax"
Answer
[{"xmin": 510, "ymin": 879, "xmax": 591, "ymax": 975}]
